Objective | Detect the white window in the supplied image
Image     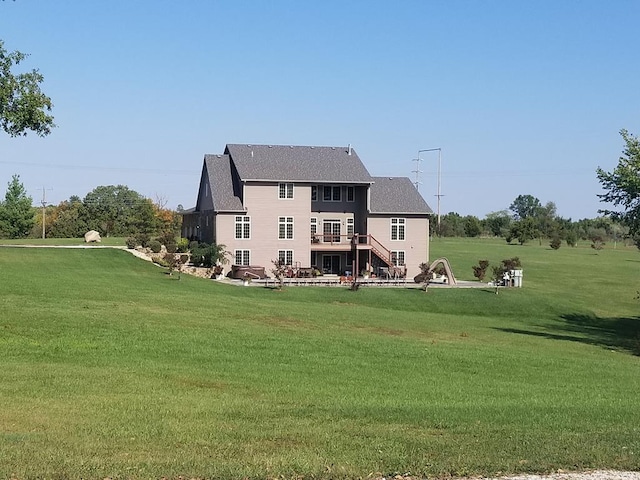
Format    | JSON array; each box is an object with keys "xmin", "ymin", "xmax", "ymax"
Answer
[
  {"xmin": 278, "ymin": 250, "xmax": 294, "ymax": 266},
  {"xmin": 347, "ymin": 218, "xmax": 354, "ymax": 237},
  {"xmin": 346, "ymin": 186, "xmax": 355, "ymax": 202},
  {"xmin": 310, "ymin": 217, "xmax": 317, "ymax": 239},
  {"xmin": 311, "ymin": 185, "xmax": 317, "ymax": 201},
  {"xmin": 278, "ymin": 216, "xmax": 294, "ymax": 240},
  {"xmin": 323, "ymin": 185, "xmax": 341, "ymax": 202},
  {"xmin": 323, "ymin": 219, "xmax": 340, "ymax": 242},
  {"xmin": 235, "ymin": 216, "xmax": 250, "ymax": 239},
  {"xmin": 391, "ymin": 218, "xmax": 406, "ymax": 241},
  {"xmin": 279, "ymin": 183, "xmax": 294, "ymax": 199},
  {"xmin": 391, "ymin": 250, "xmax": 405, "ymax": 266},
  {"xmin": 234, "ymin": 249, "xmax": 250, "ymax": 266}
]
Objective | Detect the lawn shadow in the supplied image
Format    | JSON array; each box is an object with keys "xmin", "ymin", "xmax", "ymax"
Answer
[{"xmin": 496, "ymin": 313, "xmax": 640, "ymax": 356}]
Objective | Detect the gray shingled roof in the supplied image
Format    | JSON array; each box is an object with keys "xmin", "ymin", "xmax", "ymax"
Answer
[
  {"xmin": 204, "ymin": 154, "xmax": 244, "ymax": 212},
  {"xmin": 224, "ymin": 144, "xmax": 373, "ymax": 183},
  {"xmin": 369, "ymin": 177, "xmax": 433, "ymax": 214}
]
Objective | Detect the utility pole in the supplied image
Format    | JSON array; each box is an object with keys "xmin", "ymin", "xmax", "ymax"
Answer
[
  {"xmin": 40, "ymin": 187, "xmax": 52, "ymax": 239},
  {"xmin": 412, "ymin": 157, "xmax": 423, "ymax": 191},
  {"xmin": 417, "ymin": 148, "xmax": 443, "ymax": 232}
]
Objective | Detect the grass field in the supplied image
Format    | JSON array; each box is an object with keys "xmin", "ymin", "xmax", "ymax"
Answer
[{"xmin": 0, "ymin": 239, "xmax": 638, "ymax": 479}]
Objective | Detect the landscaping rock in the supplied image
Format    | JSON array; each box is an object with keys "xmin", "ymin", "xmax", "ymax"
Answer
[{"xmin": 84, "ymin": 230, "xmax": 102, "ymax": 243}]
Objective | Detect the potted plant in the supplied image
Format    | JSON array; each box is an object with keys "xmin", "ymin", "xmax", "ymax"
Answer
[
  {"xmin": 242, "ymin": 274, "xmax": 252, "ymax": 286},
  {"xmin": 360, "ymin": 268, "xmax": 371, "ymax": 279}
]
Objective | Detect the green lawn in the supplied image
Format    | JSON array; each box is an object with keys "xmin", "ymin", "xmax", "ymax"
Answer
[
  {"xmin": 0, "ymin": 240, "xmax": 638, "ymax": 479},
  {"xmin": 0, "ymin": 236, "xmax": 126, "ymax": 246}
]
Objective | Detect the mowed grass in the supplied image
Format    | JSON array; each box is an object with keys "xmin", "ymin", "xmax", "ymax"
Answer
[{"xmin": 0, "ymin": 240, "xmax": 639, "ymax": 479}]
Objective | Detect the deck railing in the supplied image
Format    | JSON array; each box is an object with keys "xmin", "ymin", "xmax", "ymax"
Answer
[{"xmin": 310, "ymin": 233, "xmax": 394, "ymax": 268}]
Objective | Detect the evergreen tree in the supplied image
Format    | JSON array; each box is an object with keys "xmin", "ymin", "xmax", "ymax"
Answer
[{"xmin": 0, "ymin": 174, "xmax": 35, "ymax": 238}]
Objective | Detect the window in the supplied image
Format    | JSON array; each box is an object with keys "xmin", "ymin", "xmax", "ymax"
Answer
[
  {"xmin": 323, "ymin": 219, "xmax": 340, "ymax": 242},
  {"xmin": 311, "ymin": 185, "xmax": 317, "ymax": 201},
  {"xmin": 278, "ymin": 250, "xmax": 294, "ymax": 266},
  {"xmin": 346, "ymin": 218, "xmax": 354, "ymax": 237},
  {"xmin": 279, "ymin": 183, "xmax": 294, "ymax": 199},
  {"xmin": 234, "ymin": 249, "xmax": 250, "ymax": 266},
  {"xmin": 391, "ymin": 250, "xmax": 405, "ymax": 266},
  {"xmin": 323, "ymin": 185, "xmax": 341, "ymax": 202},
  {"xmin": 391, "ymin": 218, "xmax": 406, "ymax": 241},
  {"xmin": 346, "ymin": 186, "xmax": 355, "ymax": 202},
  {"xmin": 278, "ymin": 216, "xmax": 294, "ymax": 239},
  {"xmin": 310, "ymin": 217, "xmax": 317, "ymax": 240},
  {"xmin": 235, "ymin": 216, "xmax": 250, "ymax": 239}
]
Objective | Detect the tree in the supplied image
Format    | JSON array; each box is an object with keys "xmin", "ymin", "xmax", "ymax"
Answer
[
  {"xmin": 0, "ymin": 40, "xmax": 55, "ymax": 137},
  {"xmin": 484, "ymin": 210, "xmax": 511, "ymax": 237},
  {"xmin": 438, "ymin": 212, "xmax": 465, "ymax": 237},
  {"xmin": 0, "ymin": 174, "xmax": 35, "ymax": 238},
  {"xmin": 509, "ymin": 194, "xmax": 542, "ymax": 220},
  {"xmin": 463, "ymin": 215, "xmax": 482, "ymax": 237},
  {"xmin": 597, "ymin": 129, "xmax": 640, "ymax": 237},
  {"xmin": 48, "ymin": 196, "xmax": 87, "ymax": 238},
  {"xmin": 82, "ymin": 185, "xmax": 155, "ymax": 237},
  {"xmin": 506, "ymin": 217, "xmax": 538, "ymax": 245}
]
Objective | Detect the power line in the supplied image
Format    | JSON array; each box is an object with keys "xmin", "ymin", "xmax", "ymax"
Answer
[{"xmin": 0, "ymin": 160, "xmax": 194, "ymax": 175}]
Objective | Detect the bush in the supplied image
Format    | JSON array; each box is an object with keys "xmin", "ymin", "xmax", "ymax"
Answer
[
  {"xmin": 125, "ymin": 237, "xmax": 137, "ymax": 249},
  {"xmin": 152, "ymin": 256, "xmax": 169, "ymax": 267},
  {"xmin": 136, "ymin": 232, "xmax": 151, "ymax": 248},
  {"xmin": 550, "ymin": 237, "xmax": 562, "ymax": 250},
  {"xmin": 165, "ymin": 243, "xmax": 177, "ymax": 254},
  {"xmin": 149, "ymin": 240, "xmax": 162, "ymax": 253},
  {"xmin": 157, "ymin": 232, "xmax": 176, "ymax": 247},
  {"xmin": 190, "ymin": 242, "xmax": 228, "ymax": 268},
  {"xmin": 472, "ymin": 260, "xmax": 489, "ymax": 281},
  {"xmin": 176, "ymin": 238, "xmax": 190, "ymax": 253}
]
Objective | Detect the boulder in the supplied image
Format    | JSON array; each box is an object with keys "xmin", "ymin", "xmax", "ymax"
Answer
[{"xmin": 84, "ymin": 230, "xmax": 102, "ymax": 243}]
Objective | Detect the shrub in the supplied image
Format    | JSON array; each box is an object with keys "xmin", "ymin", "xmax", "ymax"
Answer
[
  {"xmin": 190, "ymin": 242, "xmax": 229, "ymax": 268},
  {"xmin": 163, "ymin": 252, "xmax": 183, "ymax": 276},
  {"xmin": 165, "ymin": 243, "xmax": 177, "ymax": 254},
  {"xmin": 550, "ymin": 237, "xmax": 562, "ymax": 250},
  {"xmin": 149, "ymin": 240, "xmax": 162, "ymax": 253},
  {"xmin": 157, "ymin": 232, "xmax": 176, "ymax": 247},
  {"xmin": 152, "ymin": 256, "xmax": 169, "ymax": 267},
  {"xmin": 189, "ymin": 241, "xmax": 200, "ymax": 252},
  {"xmin": 176, "ymin": 238, "xmax": 190, "ymax": 253},
  {"xmin": 472, "ymin": 260, "xmax": 489, "ymax": 281},
  {"xmin": 136, "ymin": 232, "xmax": 151, "ymax": 248},
  {"xmin": 125, "ymin": 237, "xmax": 137, "ymax": 249}
]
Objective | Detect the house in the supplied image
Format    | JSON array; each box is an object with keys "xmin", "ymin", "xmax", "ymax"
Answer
[{"xmin": 181, "ymin": 144, "xmax": 433, "ymax": 278}]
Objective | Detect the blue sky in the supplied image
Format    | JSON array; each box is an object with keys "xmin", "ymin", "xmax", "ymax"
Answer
[{"xmin": 1, "ymin": 0, "xmax": 638, "ymax": 219}]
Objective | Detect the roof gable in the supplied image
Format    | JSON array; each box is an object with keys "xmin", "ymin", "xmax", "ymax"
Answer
[
  {"xmin": 224, "ymin": 144, "xmax": 373, "ymax": 183},
  {"xmin": 369, "ymin": 177, "xmax": 433, "ymax": 215},
  {"xmin": 203, "ymin": 154, "xmax": 244, "ymax": 212}
]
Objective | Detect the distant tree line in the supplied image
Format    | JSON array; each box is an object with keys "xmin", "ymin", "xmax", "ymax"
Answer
[
  {"xmin": 433, "ymin": 128, "xmax": 640, "ymax": 250},
  {"xmin": 0, "ymin": 177, "xmax": 181, "ymax": 240},
  {"xmin": 433, "ymin": 193, "xmax": 636, "ymax": 249}
]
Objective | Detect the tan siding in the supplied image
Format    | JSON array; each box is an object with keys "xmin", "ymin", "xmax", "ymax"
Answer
[
  {"xmin": 367, "ymin": 215, "xmax": 429, "ymax": 278},
  {"xmin": 216, "ymin": 182, "xmax": 312, "ymax": 268}
]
